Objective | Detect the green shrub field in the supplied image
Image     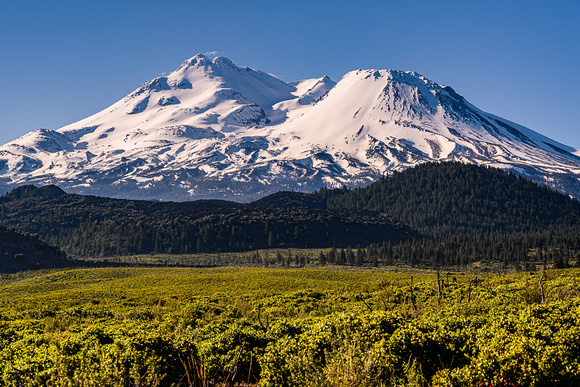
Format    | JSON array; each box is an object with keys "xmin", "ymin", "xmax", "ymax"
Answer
[{"xmin": 1, "ymin": 263, "xmax": 579, "ymax": 386}]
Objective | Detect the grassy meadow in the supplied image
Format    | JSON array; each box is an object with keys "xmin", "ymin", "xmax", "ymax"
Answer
[{"xmin": 0, "ymin": 260, "xmax": 580, "ymax": 386}]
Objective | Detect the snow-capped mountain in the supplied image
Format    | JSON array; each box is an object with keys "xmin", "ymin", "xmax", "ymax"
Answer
[{"xmin": 1, "ymin": 54, "xmax": 579, "ymax": 201}]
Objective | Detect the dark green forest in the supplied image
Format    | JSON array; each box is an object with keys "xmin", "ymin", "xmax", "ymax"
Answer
[
  {"xmin": 0, "ymin": 224, "xmax": 68, "ymax": 272},
  {"xmin": 0, "ymin": 185, "xmax": 411, "ymax": 257},
  {"xmin": 321, "ymin": 162, "xmax": 580, "ymax": 238},
  {"xmin": 317, "ymin": 162, "xmax": 580, "ymax": 269},
  {"xmin": 1, "ymin": 162, "xmax": 579, "ymax": 270}
]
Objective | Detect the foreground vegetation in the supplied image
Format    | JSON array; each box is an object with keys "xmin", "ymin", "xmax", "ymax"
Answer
[{"xmin": 1, "ymin": 265, "xmax": 579, "ymax": 386}]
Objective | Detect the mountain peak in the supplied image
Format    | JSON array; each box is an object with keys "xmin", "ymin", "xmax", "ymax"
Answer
[
  {"xmin": 212, "ymin": 56, "xmax": 238, "ymax": 69},
  {"xmin": 321, "ymin": 75, "xmax": 333, "ymax": 83},
  {"xmin": 0, "ymin": 55, "xmax": 579, "ymax": 201},
  {"xmin": 174, "ymin": 54, "xmax": 243, "ymax": 77},
  {"xmin": 176, "ymin": 53, "xmax": 211, "ymax": 70}
]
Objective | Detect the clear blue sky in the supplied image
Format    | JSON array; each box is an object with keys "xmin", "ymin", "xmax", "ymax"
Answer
[{"xmin": 1, "ymin": 0, "xmax": 579, "ymax": 147}]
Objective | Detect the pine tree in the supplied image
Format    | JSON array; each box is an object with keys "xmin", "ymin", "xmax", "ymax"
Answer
[
  {"xmin": 268, "ymin": 231, "xmax": 275, "ymax": 247},
  {"xmin": 347, "ymin": 246, "xmax": 354, "ymax": 265},
  {"xmin": 356, "ymin": 247, "xmax": 363, "ymax": 266}
]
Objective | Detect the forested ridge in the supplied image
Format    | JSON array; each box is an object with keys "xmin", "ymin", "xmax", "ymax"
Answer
[
  {"xmin": 318, "ymin": 162, "xmax": 580, "ymax": 269},
  {"xmin": 1, "ymin": 162, "xmax": 579, "ymax": 269},
  {"xmin": 320, "ymin": 162, "xmax": 580, "ymax": 237},
  {"xmin": 0, "ymin": 186, "xmax": 411, "ymax": 257}
]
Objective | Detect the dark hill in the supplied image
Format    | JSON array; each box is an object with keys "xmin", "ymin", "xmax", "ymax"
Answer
[
  {"xmin": 0, "ymin": 186, "xmax": 413, "ymax": 257},
  {"xmin": 250, "ymin": 191, "xmax": 326, "ymax": 210},
  {"xmin": 318, "ymin": 162, "xmax": 580, "ymax": 238},
  {"xmin": 0, "ymin": 225, "xmax": 70, "ymax": 272},
  {"xmin": 6, "ymin": 185, "xmax": 67, "ymax": 200},
  {"xmin": 3, "ymin": 162, "xmax": 579, "ymax": 261}
]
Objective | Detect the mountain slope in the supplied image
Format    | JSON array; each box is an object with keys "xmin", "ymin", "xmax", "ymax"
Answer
[
  {"xmin": 0, "ymin": 55, "xmax": 579, "ymax": 200},
  {"xmin": 0, "ymin": 224, "xmax": 69, "ymax": 272},
  {"xmin": 320, "ymin": 162, "xmax": 580, "ymax": 238}
]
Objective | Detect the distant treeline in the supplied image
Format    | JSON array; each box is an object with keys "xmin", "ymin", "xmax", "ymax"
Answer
[
  {"xmin": 252, "ymin": 235, "xmax": 579, "ymax": 271},
  {"xmin": 0, "ymin": 188, "xmax": 411, "ymax": 257}
]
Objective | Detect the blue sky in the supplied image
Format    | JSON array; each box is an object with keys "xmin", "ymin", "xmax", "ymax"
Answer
[{"xmin": 1, "ymin": 0, "xmax": 579, "ymax": 147}]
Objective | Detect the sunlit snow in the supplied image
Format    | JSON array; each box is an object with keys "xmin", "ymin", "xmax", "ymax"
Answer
[{"xmin": 0, "ymin": 54, "xmax": 579, "ymax": 201}]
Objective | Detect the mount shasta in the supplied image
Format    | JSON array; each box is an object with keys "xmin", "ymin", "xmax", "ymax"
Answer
[{"xmin": 2, "ymin": 54, "xmax": 579, "ymax": 200}]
